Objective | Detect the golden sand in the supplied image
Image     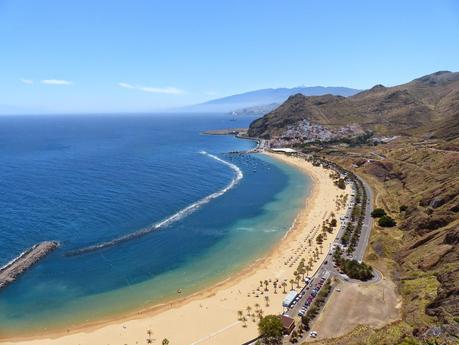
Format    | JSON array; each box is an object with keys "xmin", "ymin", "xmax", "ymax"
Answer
[{"xmin": 2, "ymin": 152, "xmax": 350, "ymax": 345}]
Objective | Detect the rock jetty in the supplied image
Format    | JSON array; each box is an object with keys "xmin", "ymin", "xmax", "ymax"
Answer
[{"xmin": 0, "ymin": 241, "xmax": 59, "ymax": 289}]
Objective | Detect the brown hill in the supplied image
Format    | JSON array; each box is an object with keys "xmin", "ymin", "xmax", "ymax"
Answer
[
  {"xmin": 307, "ymin": 137, "xmax": 459, "ymax": 344},
  {"xmin": 248, "ymin": 71, "xmax": 459, "ymax": 140}
]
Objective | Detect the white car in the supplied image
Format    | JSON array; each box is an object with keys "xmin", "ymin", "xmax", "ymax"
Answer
[{"xmin": 309, "ymin": 331, "xmax": 318, "ymax": 338}]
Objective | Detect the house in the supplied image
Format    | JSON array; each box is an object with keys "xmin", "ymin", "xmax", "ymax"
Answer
[
  {"xmin": 281, "ymin": 315, "xmax": 295, "ymax": 334},
  {"xmin": 271, "ymin": 148, "xmax": 297, "ymax": 154}
]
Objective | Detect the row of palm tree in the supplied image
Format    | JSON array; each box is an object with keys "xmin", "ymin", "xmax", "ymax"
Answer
[{"xmin": 237, "ymin": 302, "xmax": 267, "ymax": 327}]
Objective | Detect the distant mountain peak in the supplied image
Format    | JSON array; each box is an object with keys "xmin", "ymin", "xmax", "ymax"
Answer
[
  {"xmin": 248, "ymin": 70, "xmax": 459, "ymax": 140},
  {"xmin": 370, "ymin": 84, "xmax": 386, "ymax": 91},
  {"xmin": 186, "ymin": 85, "xmax": 361, "ymax": 113},
  {"xmin": 414, "ymin": 70, "xmax": 459, "ymax": 85}
]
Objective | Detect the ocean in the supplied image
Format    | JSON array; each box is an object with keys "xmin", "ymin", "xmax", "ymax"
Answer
[{"xmin": 0, "ymin": 113, "xmax": 310, "ymax": 335}]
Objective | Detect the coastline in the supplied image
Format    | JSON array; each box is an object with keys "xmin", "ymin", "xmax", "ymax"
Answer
[{"xmin": 1, "ymin": 152, "xmax": 348, "ymax": 345}]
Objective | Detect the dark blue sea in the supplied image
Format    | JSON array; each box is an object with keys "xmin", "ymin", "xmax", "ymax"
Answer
[{"xmin": 0, "ymin": 114, "xmax": 310, "ymax": 335}]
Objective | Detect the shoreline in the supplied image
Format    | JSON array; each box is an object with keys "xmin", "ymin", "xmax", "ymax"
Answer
[{"xmin": 1, "ymin": 152, "xmax": 347, "ymax": 345}]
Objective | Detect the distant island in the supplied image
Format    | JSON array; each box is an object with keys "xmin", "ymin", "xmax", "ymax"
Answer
[{"xmin": 183, "ymin": 85, "xmax": 361, "ymax": 114}]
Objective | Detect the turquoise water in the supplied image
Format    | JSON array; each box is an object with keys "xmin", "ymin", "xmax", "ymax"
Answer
[{"xmin": 0, "ymin": 114, "xmax": 310, "ymax": 336}]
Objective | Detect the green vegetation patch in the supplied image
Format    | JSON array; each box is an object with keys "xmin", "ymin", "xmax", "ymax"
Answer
[
  {"xmin": 378, "ymin": 215, "xmax": 397, "ymax": 227},
  {"xmin": 371, "ymin": 208, "xmax": 387, "ymax": 218},
  {"xmin": 400, "ymin": 274, "xmax": 440, "ymax": 326}
]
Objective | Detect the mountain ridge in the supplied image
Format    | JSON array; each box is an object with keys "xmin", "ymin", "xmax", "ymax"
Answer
[
  {"xmin": 248, "ymin": 71, "xmax": 459, "ymax": 140},
  {"xmin": 186, "ymin": 86, "xmax": 361, "ymax": 113}
]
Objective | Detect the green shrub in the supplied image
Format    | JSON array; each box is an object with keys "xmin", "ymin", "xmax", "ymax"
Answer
[
  {"xmin": 342, "ymin": 259, "xmax": 374, "ymax": 281},
  {"xmin": 258, "ymin": 315, "xmax": 284, "ymax": 344},
  {"xmin": 371, "ymin": 208, "xmax": 386, "ymax": 218},
  {"xmin": 378, "ymin": 215, "xmax": 396, "ymax": 227}
]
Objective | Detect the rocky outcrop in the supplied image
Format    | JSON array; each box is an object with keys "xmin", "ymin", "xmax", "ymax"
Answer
[{"xmin": 426, "ymin": 267, "xmax": 459, "ymax": 319}]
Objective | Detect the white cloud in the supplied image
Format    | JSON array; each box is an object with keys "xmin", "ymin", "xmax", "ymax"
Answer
[
  {"xmin": 41, "ymin": 79, "xmax": 73, "ymax": 85},
  {"xmin": 117, "ymin": 82, "xmax": 135, "ymax": 89},
  {"xmin": 21, "ymin": 79, "xmax": 34, "ymax": 84},
  {"xmin": 139, "ymin": 86, "xmax": 183, "ymax": 94},
  {"xmin": 118, "ymin": 82, "xmax": 184, "ymax": 95}
]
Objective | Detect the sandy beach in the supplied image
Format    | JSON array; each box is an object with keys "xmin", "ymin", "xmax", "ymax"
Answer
[{"xmin": 1, "ymin": 152, "xmax": 349, "ymax": 345}]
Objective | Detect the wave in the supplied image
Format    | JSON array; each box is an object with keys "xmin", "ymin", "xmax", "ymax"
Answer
[
  {"xmin": 1, "ymin": 247, "xmax": 32, "ymax": 271},
  {"xmin": 65, "ymin": 151, "xmax": 243, "ymax": 257}
]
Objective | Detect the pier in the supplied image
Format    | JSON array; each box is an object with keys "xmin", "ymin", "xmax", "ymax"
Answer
[
  {"xmin": 202, "ymin": 128, "xmax": 266, "ymax": 154},
  {"xmin": 0, "ymin": 241, "xmax": 59, "ymax": 289}
]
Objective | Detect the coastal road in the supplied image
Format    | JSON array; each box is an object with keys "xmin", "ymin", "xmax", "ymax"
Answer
[
  {"xmin": 353, "ymin": 175, "xmax": 374, "ymax": 262},
  {"xmin": 284, "ymin": 171, "xmax": 375, "ymax": 319}
]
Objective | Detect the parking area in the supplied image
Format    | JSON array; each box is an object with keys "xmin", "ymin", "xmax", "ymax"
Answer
[{"xmin": 284, "ymin": 270, "xmax": 330, "ymax": 318}]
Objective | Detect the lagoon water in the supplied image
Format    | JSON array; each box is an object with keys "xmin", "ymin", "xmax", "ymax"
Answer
[{"xmin": 0, "ymin": 114, "xmax": 310, "ymax": 335}]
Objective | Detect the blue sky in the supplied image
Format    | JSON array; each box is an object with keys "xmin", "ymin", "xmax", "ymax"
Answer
[{"xmin": 0, "ymin": 0, "xmax": 458, "ymax": 113}]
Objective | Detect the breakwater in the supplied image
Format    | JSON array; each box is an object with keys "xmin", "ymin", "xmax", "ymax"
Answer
[
  {"xmin": 65, "ymin": 151, "xmax": 244, "ymax": 257},
  {"xmin": 0, "ymin": 241, "xmax": 59, "ymax": 289}
]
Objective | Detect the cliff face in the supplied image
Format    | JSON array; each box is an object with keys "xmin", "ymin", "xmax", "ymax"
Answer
[{"xmin": 248, "ymin": 71, "xmax": 459, "ymax": 141}]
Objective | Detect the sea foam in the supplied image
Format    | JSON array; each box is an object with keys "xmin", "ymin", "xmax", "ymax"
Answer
[{"xmin": 65, "ymin": 152, "xmax": 243, "ymax": 256}]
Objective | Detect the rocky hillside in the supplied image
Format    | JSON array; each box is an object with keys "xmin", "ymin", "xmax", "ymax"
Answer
[
  {"xmin": 248, "ymin": 71, "xmax": 459, "ymax": 141},
  {"xmin": 246, "ymin": 71, "xmax": 459, "ymax": 344},
  {"xmin": 320, "ymin": 137, "xmax": 459, "ymax": 344}
]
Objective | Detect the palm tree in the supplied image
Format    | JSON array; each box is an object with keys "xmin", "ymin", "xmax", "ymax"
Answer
[
  {"xmin": 237, "ymin": 310, "xmax": 243, "ymax": 321},
  {"xmin": 242, "ymin": 316, "xmax": 248, "ymax": 328},
  {"xmin": 246, "ymin": 305, "xmax": 252, "ymax": 317},
  {"xmin": 273, "ymin": 281, "xmax": 278, "ymax": 294},
  {"xmin": 257, "ymin": 309, "xmax": 264, "ymax": 320},
  {"xmin": 299, "ymin": 267, "xmax": 305, "ymax": 280},
  {"xmin": 264, "ymin": 295, "xmax": 270, "ymax": 307},
  {"xmin": 295, "ymin": 275, "xmax": 300, "ymax": 288},
  {"xmin": 254, "ymin": 303, "xmax": 260, "ymax": 312},
  {"xmin": 289, "ymin": 279, "xmax": 295, "ymax": 290},
  {"xmin": 162, "ymin": 339, "xmax": 170, "ymax": 345},
  {"xmin": 282, "ymin": 281, "xmax": 287, "ymax": 293},
  {"xmin": 264, "ymin": 280, "xmax": 269, "ymax": 292},
  {"xmin": 259, "ymin": 280, "xmax": 263, "ymax": 288},
  {"xmin": 146, "ymin": 329, "xmax": 154, "ymax": 344}
]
